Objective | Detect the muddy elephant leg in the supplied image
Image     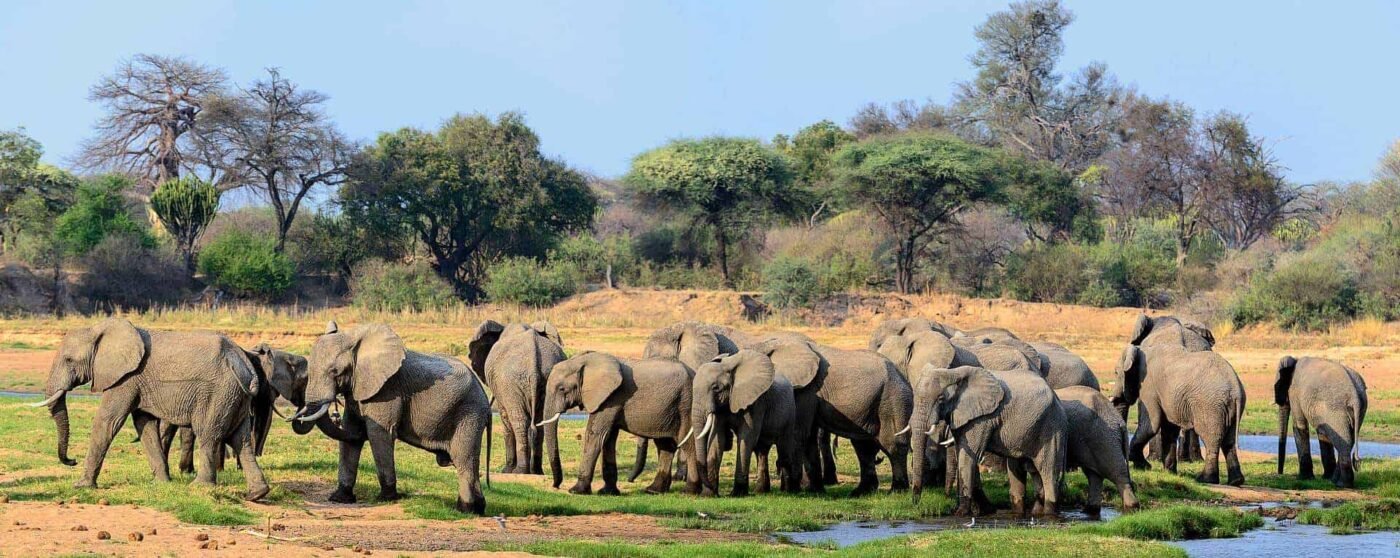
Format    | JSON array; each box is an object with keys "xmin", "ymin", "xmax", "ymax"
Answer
[
  {"xmin": 177, "ymin": 426, "xmax": 196, "ymax": 475},
  {"xmin": 820, "ymin": 429, "xmax": 839, "ymax": 485},
  {"xmin": 131, "ymin": 413, "xmax": 171, "ymax": 482},
  {"xmin": 1159, "ymin": 422, "xmax": 1181, "ymax": 474},
  {"xmin": 228, "ymin": 419, "xmax": 270, "ymax": 501},
  {"xmin": 1128, "ymin": 414, "xmax": 1157, "ymax": 471},
  {"xmin": 849, "ymin": 438, "xmax": 881, "ymax": 497},
  {"xmin": 450, "ymin": 420, "xmax": 486, "ymax": 515},
  {"xmin": 330, "ymin": 439, "xmax": 364, "ymax": 503},
  {"xmin": 646, "ymin": 438, "xmax": 676, "ymax": 494},
  {"xmin": 365, "ymin": 423, "xmax": 399, "ymax": 501},
  {"xmin": 1332, "ymin": 438, "xmax": 1354, "ymax": 488},
  {"xmin": 1293, "ymin": 418, "xmax": 1314, "ymax": 480},
  {"xmin": 600, "ymin": 429, "xmax": 622, "ymax": 495},
  {"xmin": 1007, "ymin": 458, "xmax": 1029, "ymax": 516},
  {"xmin": 1083, "ymin": 470, "xmax": 1104, "ymax": 518},
  {"xmin": 1319, "ymin": 438, "xmax": 1337, "ymax": 481}
]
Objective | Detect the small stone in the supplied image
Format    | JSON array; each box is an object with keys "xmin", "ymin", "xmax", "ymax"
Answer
[
  {"xmin": 321, "ymin": 544, "xmax": 335, "ymax": 551},
  {"xmin": 96, "ymin": 531, "xmax": 111, "ymax": 540},
  {"xmin": 0, "ymin": 494, "xmax": 9, "ymax": 503},
  {"xmin": 199, "ymin": 540, "xmax": 219, "ymax": 550},
  {"xmin": 97, "ymin": 498, "xmax": 109, "ymax": 506},
  {"xmin": 71, "ymin": 525, "xmax": 88, "ymax": 532},
  {"xmin": 226, "ymin": 540, "xmax": 235, "ymax": 546},
  {"xmin": 12, "ymin": 521, "xmax": 23, "ymax": 526},
  {"xmin": 195, "ymin": 533, "xmax": 209, "ymax": 541},
  {"xmin": 148, "ymin": 528, "xmax": 158, "ymax": 535},
  {"xmin": 362, "ymin": 550, "xmax": 372, "ymax": 556},
  {"xmin": 128, "ymin": 532, "xmax": 144, "ymax": 542}
]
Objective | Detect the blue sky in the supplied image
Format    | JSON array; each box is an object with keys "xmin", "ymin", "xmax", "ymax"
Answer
[{"xmin": 1, "ymin": 0, "xmax": 1396, "ymax": 183}]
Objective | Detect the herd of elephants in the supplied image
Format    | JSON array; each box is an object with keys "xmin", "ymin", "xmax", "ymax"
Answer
[{"xmin": 28, "ymin": 315, "xmax": 1368, "ymax": 519}]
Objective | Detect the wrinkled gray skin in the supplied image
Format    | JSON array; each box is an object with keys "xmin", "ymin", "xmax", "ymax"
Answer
[
  {"xmin": 692, "ymin": 350, "xmax": 800, "ymax": 496},
  {"xmin": 469, "ymin": 320, "xmax": 565, "ymax": 475},
  {"xmin": 634, "ymin": 322, "xmax": 816, "ymax": 482},
  {"xmin": 39, "ymin": 318, "xmax": 269, "ymax": 500},
  {"xmin": 1110, "ymin": 342, "xmax": 1246, "ymax": 486},
  {"xmin": 541, "ymin": 351, "xmax": 699, "ymax": 495},
  {"xmin": 1128, "ymin": 315, "xmax": 1217, "ymax": 462},
  {"xmin": 910, "ymin": 366, "xmax": 1065, "ymax": 517},
  {"xmin": 1275, "ymin": 356, "xmax": 1367, "ymax": 487},
  {"xmin": 294, "ymin": 322, "xmax": 490, "ymax": 514},
  {"xmin": 868, "ymin": 317, "xmax": 959, "ymax": 351},
  {"xmin": 1055, "ymin": 386, "xmax": 1139, "ymax": 517},
  {"xmin": 750, "ymin": 340, "xmax": 913, "ymax": 496},
  {"xmin": 952, "ymin": 333, "xmax": 1099, "ymax": 390}
]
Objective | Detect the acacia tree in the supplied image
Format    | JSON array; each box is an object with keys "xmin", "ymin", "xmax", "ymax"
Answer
[
  {"xmin": 834, "ymin": 133, "xmax": 1004, "ymax": 294},
  {"xmin": 1097, "ymin": 97, "xmax": 1203, "ymax": 264},
  {"xmin": 341, "ymin": 112, "xmax": 596, "ymax": 300},
  {"xmin": 1200, "ymin": 113, "xmax": 1305, "ymax": 249},
  {"xmin": 773, "ymin": 120, "xmax": 855, "ymax": 226},
  {"xmin": 78, "ymin": 55, "xmax": 227, "ymax": 193},
  {"xmin": 150, "ymin": 176, "xmax": 220, "ymax": 274},
  {"xmin": 198, "ymin": 68, "xmax": 353, "ymax": 251},
  {"xmin": 624, "ymin": 137, "xmax": 798, "ymax": 286}
]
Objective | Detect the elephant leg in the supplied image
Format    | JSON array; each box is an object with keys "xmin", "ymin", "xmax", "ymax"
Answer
[
  {"xmin": 955, "ymin": 444, "xmax": 991, "ymax": 516},
  {"xmin": 1319, "ymin": 438, "xmax": 1337, "ymax": 481},
  {"xmin": 732, "ymin": 430, "xmax": 755, "ymax": 497},
  {"xmin": 877, "ymin": 426, "xmax": 909, "ymax": 492},
  {"xmin": 849, "ymin": 438, "xmax": 881, "ymax": 497},
  {"xmin": 756, "ymin": 448, "xmax": 772, "ymax": 494},
  {"xmin": 1033, "ymin": 447, "xmax": 1060, "ymax": 517},
  {"xmin": 1293, "ymin": 417, "xmax": 1314, "ymax": 480},
  {"xmin": 330, "ymin": 439, "xmax": 364, "ymax": 503},
  {"xmin": 1007, "ymin": 458, "xmax": 1030, "ymax": 516},
  {"xmin": 1222, "ymin": 434, "xmax": 1244, "ymax": 487},
  {"xmin": 944, "ymin": 443, "xmax": 958, "ymax": 496},
  {"xmin": 800, "ymin": 423, "xmax": 824, "ymax": 493},
  {"xmin": 1083, "ymin": 470, "xmax": 1104, "ymax": 519},
  {"xmin": 1181, "ymin": 429, "xmax": 1203, "ymax": 462},
  {"xmin": 1195, "ymin": 435, "xmax": 1222, "ymax": 485},
  {"xmin": 365, "ymin": 424, "xmax": 399, "ymax": 501},
  {"xmin": 599, "ymin": 429, "xmax": 622, "ymax": 495},
  {"xmin": 177, "ymin": 426, "xmax": 196, "ymax": 475},
  {"xmin": 646, "ymin": 438, "xmax": 676, "ymax": 494},
  {"xmin": 131, "ymin": 413, "xmax": 171, "ymax": 482},
  {"xmin": 820, "ymin": 429, "xmax": 839, "ymax": 485},
  {"xmin": 1332, "ymin": 437, "xmax": 1354, "ymax": 488},
  {"xmin": 682, "ymin": 428, "xmax": 702, "ymax": 495},
  {"xmin": 450, "ymin": 420, "xmax": 486, "ymax": 515},
  {"xmin": 628, "ymin": 437, "xmax": 650, "ymax": 482},
  {"xmin": 498, "ymin": 411, "xmax": 518, "ymax": 473},
  {"xmin": 1128, "ymin": 414, "xmax": 1157, "ymax": 471},
  {"xmin": 1159, "ymin": 422, "xmax": 1181, "ymax": 474},
  {"xmin": 76, "ymin": 396, "xmax": 136, "ymax": 489},
  {"xmin": 227, "ymin": 419, "xmax": 269, "ymax": 501},
  {"xmin": 193, "ymin": 425, "xmax": 222, "ymax": 486}
]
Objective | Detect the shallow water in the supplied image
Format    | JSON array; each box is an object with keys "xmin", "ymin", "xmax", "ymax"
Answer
[
  {"xmin": 776, "ymin": 507, "xmax": 1121, "ymax": 548},
  {"xmin": 1236, "ymin": 434, "xmax": 1400, "ymax": 459},
  {"xmin": 1173, "ymin": 518, "xmax": 1400, "ymax": 557}
]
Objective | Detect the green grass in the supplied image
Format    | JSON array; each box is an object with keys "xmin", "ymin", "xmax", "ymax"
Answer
[
  {"xmin": 1071, "ymin": 506, "xmax": 1263, "ymax": 540},
  {"xmin": 1298, "ymin": 499, "xmax": 1400, "ymax": 534},
  {"xmin": 1238, "ymin": 402, "xmax": 1400, "ymax": 442},
  {"xmin": 0, "ymin": 340, "xmax": 51, "ymax": 351}
]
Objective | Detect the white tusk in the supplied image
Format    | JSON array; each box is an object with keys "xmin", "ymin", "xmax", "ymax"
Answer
[
  {"xmin": 678, "ymin": 427, "xmax": 695, "ymax": 446},
  {"xmin": 925, "ymin": 425, "xmax": 938, "ymax": 437},
  {"xmin": 28, "ymin": 391, "xmax": 64, "ymax": 407},
  {"xmin": 696, "ymin": 414, "xmax": 715, "ymax": 439},
  {"xmin": 895, "ymin": 424, "xmax": 911, "ymax": 436},
  {"xmin": 296, "ymin": 404, "xmax": 330, "ymax": 423},
  {"xmin": 535, "ymin": 412, "xmax": 563, "ymax": 427},
  {"xmin": 939, "ymin": 435, "xmax": 956, "ymax": 447}
]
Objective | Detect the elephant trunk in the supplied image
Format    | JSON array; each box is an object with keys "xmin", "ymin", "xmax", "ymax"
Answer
[
  {"xmin": 910, "ymin": 401, "xmax": 931, "ymax": 504},
  {"xmin": 1277, "ymin": 404, "xmax": 1290, "ymax": 475},
  {"xmin": 50, "ymin": 392, "xmax": 76, "ymax": 466},
  {"xmin": 546, "ymin": 413, "xmax": 563, "ymax": 489}
]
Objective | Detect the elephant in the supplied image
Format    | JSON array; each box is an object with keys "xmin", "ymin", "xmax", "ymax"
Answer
[
  {"xmin": 691, "ymin": 349, "xmax": 800, "ymax": 496},
  {"xmin": 1056, "ymin": 386, "xmax": 1139, "ymax": 517},
  {"xmin": 909, "ymin": 365, "xmax": 1066, "ymax": 517},
  {"xmin": 1128, "ymin": 314, "xmax": 1217, "ymax": 463},
  {"xmin": 1275, "ymin": 356, "xmax": 1368, "ymax": 487},
  {"xmin": 952, "ymin": 334, "xmax": 1099, "ymax": 390},
  {"xmin": 868, "ymin": 317, "xmax": 959, "ymax": 350},
  {"xmin": 469, "ymin": 320, "xmax": 565, "ymax": 475},
  {"xmin": 750, "ymin": 339, "xmax": 913, "ymax": 496},
  {"xmin": 33, "ymin": 317, "xmax": 269, "ymax": 500},
  {"xmin": 539, "ymin": 351, "xmax": 700, "ymax": 495},
  {"xmin": 292, "ymin": 322, "xmax": 491, "ymax": 514},
  {"xmin": 1109, "ymin": 342, "xmax": 1245, "ymax": 486}
]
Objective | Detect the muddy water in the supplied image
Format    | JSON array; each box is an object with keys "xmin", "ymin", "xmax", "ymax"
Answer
[{"xmin": 1236, "ymin": 434, "xmax": 1400, "ymax": 459}]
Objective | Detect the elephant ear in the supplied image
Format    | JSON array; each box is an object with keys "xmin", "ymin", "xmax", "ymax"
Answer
[
  {"xmin": 468, "ymin": 320, "xmax": 505, "ymax": 383},
  {"xmin": 351, "ymin": 325, "xmax": 407, "ymax": 402},
  {"xmin": 1274, "ymin": 356, "xmax": 1297, "ymax": 407},
  {"xmin": 580, "ymin": 353, "xmax": 624, "ymax": 413},
  {"xmin": 729, "ymin": 350, "xmax": 775, "ymax": 413},
  {"xmin": 91, "ymin": 318, "xmax": 146, "ymax": 392},
  {"xmin": 1182, "ymin": 320, "xmax": 1216, "ymax": 349},
  {"xmin": 1129, "ymin": 314, "xmax": 1153, "ymax": 345},
  {"xmin": 530, "ymin": 321, "xmax": 564, "ymax": 347},
  {"xmin": 939, "ymin": 367, "xmax": 1005, "ymax": 430},
  {"xmin": 1116, "ymin": 345, "xmax": 1143, "ymax": 403},
  {"xmin": 876, "ymin": 334, "xmax": 916, "ymax": 371},
  {"xmin": 757, "ymin": 340, "xmax": 821, "ymax": 389}
]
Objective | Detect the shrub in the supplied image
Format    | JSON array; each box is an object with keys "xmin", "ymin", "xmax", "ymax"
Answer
[
  {"xmin": 761, "ymin": 256, "xmax": 828, "ymax": 309},
  {"xmin": 77, "ymin": 233, "xmax": 188, "ymax": 311},
  {"xmin": 484, "ymin": 257, "xmax": 578, "ymax": 307},
  {"xmin": 550, "ymin": 233, "xmax": 636, "ymax": 287},
  {"xmin": 1004, "ymin": 243, "xmax": 1088, "ymax": 303},
  {"xmin": 291, "ymin": 213, "xmax": 369, "ymax": 289},
  {"xmin": 633, "ymin": 262, "xmax": 728, "ymax": 290},
  {"xmin": 1230, "ymin": 254, "xmax": 1359, "ymax": 330},
  {"xmin": 350, "ymin": 259, "xmax": 458, "ymax": 312},
  {"xmin": 53, "ymin": 175, "xmax": 151, "ymax": 256},
  {"xmin": 197, "ymin": 231, "xmax": 295, "ymax": 299}
]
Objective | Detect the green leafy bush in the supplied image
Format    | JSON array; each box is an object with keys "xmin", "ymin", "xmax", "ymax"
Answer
[
  {"xmin": 197, "ymin": 230, "xmax": 295, "ymax": 298},
  {"xmin": 550, "ymin": 233, "xmax": 636, "ymax": 287},
  {"xmin": 761, "ymin": 256, "xmax": 828, "ymax": 309},
  {"xmin": 350, "ymin": 259, "xmax": 458, "ymax": 312},
  {"xmin": 1004, "ymin": 243, "xmax": 1088, "ymax": 303},
  {"xmin": 53, "ymin": 175, "xmax": 151, "ymax": 256},
  {"xmin": 1230, "ymin": 254, "xmax": 1359, "ymax": 331},
  {"xmin": 484, "ymin": 257, "xmax": 578, "ymax": 307},
  {"xmin": 77, "ymin": 233, "xmax": 188, "ymax": 311}
]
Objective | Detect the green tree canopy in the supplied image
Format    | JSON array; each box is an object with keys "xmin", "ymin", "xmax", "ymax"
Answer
[
  {"xmin": 54, "ymin": 174, "xmax": 151, "ymax": 256},
  {"xmin": 774, "ymin": 120, "xmax": 855, "ymax": 225},
  {"xmin": 1, "ymin": 129, "xmax": 79, "ymax": 249},
  {"xmin": 834, "ymin": 133, "xmax": 1005, "ymax": 293},
  {"xmin": 340, "ymin": 112, "xmax": 597, "ymax": 300},
  {"xmin": 624, "ymin": 137, "xmax": 797, "ymax": 285},
  {"xmin": 151, "ymin": 176, "xmax": 221, "ymax": 274}
]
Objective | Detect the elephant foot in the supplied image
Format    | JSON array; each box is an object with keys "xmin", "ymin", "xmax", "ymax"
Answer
[
  {"xmin": 889, "ymin": 478, "xmax": 910, "ymax": 492},
  {"xmin": 644, "ymin": 484, "xmax": 669, "ymax": 495},
  {"xmin": 730, "ymin": 485, "xmax": 749, "ymax": 498},
  {"xmin": 953, "ymin": 497, "xmax": 974, "ymax": 517},
  {"xmin": 1082, "ymin": 505, "xmax": 1102, "ymax": 520},
  {"xmin": 1010, "ymin": 501, "xmax": 1027, "ymax": 516},
  {"xmin": 849, "ymin": 483, "xmax": 877, "ymax": 498},
  {"xmin": 1130, "ymin": 460, "xmax": 1151, "ymax": 471},
  {"xmin": 328, "ymin": 487, "xmax": 357, "ymax": 504},
  {"xmin": 245, "ymin": 484, "xmax": 270, "ymax": 502},
  {"xmin": 73, "ymin": 479, "xmax": 96, "ymax": 490},
  {"xmin": 456, "ymin": 497, "xmax": 486, "ymax": 516},
  {"xmin": 1297, "ymin": 471, "xmax": 1315, "ymax": 481},
  {"xmin": 568, "ymin": 482, "xmax": 592, "ymax": 495},
  {"xmin": 1194, "ymin": 472, "xmax": 1220, "ymax": 485},
  {"xmin": 59, "ymin": 457, "xmax": 77, "ymax": 467},
  {"xmin": 1227, "ymin": 474, "xmax": 1245, "ymax": 488},
  {"xmin": 804, "ymin": 484, "xmax": 825, "ymax": 495},
  {"xmin": 192, "ymin": 478, "xmax": 216, "ymax": 489},
  {"xmin": 598, "ymin": 486, "xmax": 622, "ymax": 496},
  {"xmin": 377, "ymin": 489, "xmax": 401, "ymax": 502}
]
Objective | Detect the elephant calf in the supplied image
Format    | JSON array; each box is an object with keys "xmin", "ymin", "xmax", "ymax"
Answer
[
  {"xmin": 692, "ymin": 349, "xmax": 800, "ymax": 496},
  {"xmin": 1275, "ymin": 356, "xmax": 1368, "ymax": 487},
  {"xmin": 1057, "ymin": 386, "xmax": 1139, "ymax": 517}
]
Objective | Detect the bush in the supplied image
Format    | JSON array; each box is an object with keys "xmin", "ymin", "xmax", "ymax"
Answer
[
  {"xmin": 484, "ymin": 257, "xmax": 578, "ymax": 307},
  {"xmin": 197, "ymin": 231, "xmax": 295, "ymax": 299},
  {"xmin": 291, "ymin": 213, "xmax": 369, "ymax": 289},
  {"xmin": 1004, "ymin": 243, "xmax": 1088, "ymax": 303},
  {"xmin": 550, "ymin": 233, "xmax": 636, "ymax": 287},
  {"xmin": 1230, "ymin": 254, "xmax": 1359, "ymax": 330},
  {"xmin": 761, "ymin": 256, "xmax": 828, "ymax": 309},
  {"xmin": 77, "ymin": 233, "xmax": 188, "ymax": 311},
  {"xmin": 53, "ymin": 175, "xmax": 151, "ymax": 256},
  {"xmin": 350, "ymin": 259, "xmax": 458, "ymax": 312}
]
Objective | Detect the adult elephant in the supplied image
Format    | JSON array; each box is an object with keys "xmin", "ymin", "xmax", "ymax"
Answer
[
  {"xmin": 952, "ymin": 334, "xmax": 1099, "ymax": 390},
  {"xmin": 539, "ymin": 351, "xmax": 699, "ymax": 495},
  {"xmin": 868, "ymin": 317, "xmax": 959, "ymax": 351},
  {"xmin": 1128, "ymin": 314, "xmax": 1216, "ymax": 463},
  {"xmin": 691, "ymin": 350, "xmax": 799, "ymax": 496},
  {"xmin": 1056, "ymin": 386, "xmax": 1139, "ymax": 518},
  {"xmin": 292, "ymin": 322, "xmax": 490, "ymax": 514},
  {"xmin": 751, "ymin": 339, "xmax": 912, "ymax": 496},
  {"xmin": 1109, "ymin": 342, "xmax": 1245, "ymax": 486},
  {"xmin": 1275, "ymin": 356, "xmax": 1368, "ymax": 487},
  {"xmin": 909, "ymin": 366, "xmax": 1066, "ymax": 517},
  {"xmin": 469, "ymin": 320, "xmax": 565, "ymax": 475},
  {"xmin": 33, "ymin": 318, "xmax": 269, "ymax": 500}
]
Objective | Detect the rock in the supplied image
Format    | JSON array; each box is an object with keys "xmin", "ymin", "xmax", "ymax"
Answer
[
  {"xmin": 71, "ymin": 525, "xmax": 88, "ymax": 532},
  {"xmin": 199, "ymin": 540, "xmax": 219, "ymax": 550},
  {"xmin": 96, "ymin": 531, "xmax": 111, "ymax": 540},
  {"xmin": 226, "ymin": 540, "xmax": 235, "ymax": 546},
  {"xmin": 353, "ymin": 545, "xmax": 365, "ymax": 553},
  {"xmin": 12, "ymin": 521, "xmax": 23, "ymax": 526},
  {"xmin": 195, "ymin": 533, "xmax": 209, "ymax": 541},
  {"xmin": 321, "ymin": 545, "xmax": 335, "ymax": 551},
  {"xmin": 148, "ymin": 528, "xmax": 158, "ymax": 535},
  {"xmin": 128, "ymin": 532, "xmax": 144, "ymax": 542}
]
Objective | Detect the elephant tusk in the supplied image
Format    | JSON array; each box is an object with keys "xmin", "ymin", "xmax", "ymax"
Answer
[
  {"xmin": 677, "ymin": 427, "xmax": 695, "ymax": 446},
  {"xmin": 895, "ymin": 425, "xmax": 911, "ymax": 436},
  {"xmin": 535, "ymin": 412, "xmax": 563, "ymax": 427},
  {"xmin": 939, "ymin": 435, "xmax": 956, "ymax": 447},
  {"xmin": 925, "ymin": 425, "xmax": 938, "ymax": 437},
  {"xmin": 296, "ymin": 403, "xmax": 330, "ymax": 423},
  {"xmin": 28, "ymin": 391, "xmax": 64, "ymax": 408},
  {"xmin": 270, "ymin": 406, "xmax": 288, "ymax": 420},
  {"xmin": 696, "ymin": 414, "xmax": 715, "ymax": 440}
]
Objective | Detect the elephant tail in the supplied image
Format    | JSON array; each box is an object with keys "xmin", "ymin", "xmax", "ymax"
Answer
[
  {"xmin": 1351, "ymin": 404, "xmax": 1362, "ymax": 472},
  {"xmin": 485, "ymin": 395, "xmax": 493, "ymax": 488}
]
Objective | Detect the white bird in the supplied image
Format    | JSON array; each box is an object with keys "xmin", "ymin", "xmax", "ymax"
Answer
[
  {"xmin": 697, "ymin": 512, "xmax": 710, "ymax": 519},
  {"xmin": 494, "ymin": 514, "xmax": 507, "ymax": 531},
  {"xmin": 963, "ymin": 517, "xmax": 976, "ymax": 528}
]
